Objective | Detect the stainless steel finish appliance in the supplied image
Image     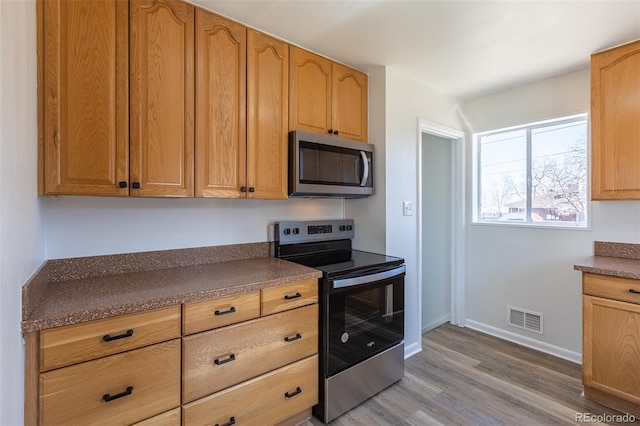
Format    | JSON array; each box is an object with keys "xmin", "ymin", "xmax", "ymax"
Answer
[
  {"xmin": 272, "ymin": 219, "xmax": 405, "ymax": 423},
  {"xmin": 289, "ymin": 131, "xmax": 374, "ymax": 198}
]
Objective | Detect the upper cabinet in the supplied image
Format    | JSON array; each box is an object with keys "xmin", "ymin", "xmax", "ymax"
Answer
[
  {"xmin": 246, "ymin": 30, "xmax": 289, "ymax": 199},
  {"xmin": 40, "ymin": 0, "xmax": 129, "ymax": 195},
  {"xmin": 289, "ymin": 46, "xmax": 368, "ymax": 142},
  {"xmin": 39, "ymin": 0, "xmax": 360, "ymax": 198},
  {"xmin": 591, "ymin": 40, "xmax": 640, "ymax": 200},
  {"xmin": 130, "ymin": 0, "xmax": 195, "ymax": 197},
  {"xmin": 195, "ymin": 9, "xmax": 246, "ymax": 198}
]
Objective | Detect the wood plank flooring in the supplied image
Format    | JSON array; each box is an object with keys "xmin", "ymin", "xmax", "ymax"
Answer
[{"xmin": 302, "ymin": 324, "xmax": 639, "ymax": 425}]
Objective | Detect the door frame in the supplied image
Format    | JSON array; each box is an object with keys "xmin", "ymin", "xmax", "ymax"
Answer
[{"xmin": 417, "ymin": 118, "xmax": 466, "ymax": 330}]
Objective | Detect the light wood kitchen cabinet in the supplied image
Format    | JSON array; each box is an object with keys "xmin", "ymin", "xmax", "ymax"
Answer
[
  {"xmin": 182, "ymin": 290, "xmax": 260, "ymax": 335},
  {"xmin": 591, "ymin": 40, "xmax": 640, "ymax": 200},
  {"xmin": 41, "ymin": 305, "xmax": 181, "ymax": 371},
  {"xmin": 246, "ymin": 30, "xmax": 290, "ymax": 199},
  {"xmin": 40, "ymin": 339, "xmax": 181, "ymax": 426},
  {"xmin": 582, "ymin": 273, "xmax": 640, "ymax": 417},
  {"xmin": 40, "ymin": 0, "xmax": 195, "ymax": 197},
  {"xmin": 35, "ymin": 307, "xmax": 182, "ymax": 425},
  {"xmin": 183, "ymin": 354, "xmax": 318, "ymax": 426},
  {"xmin": 289, "ymin": 46, "xmax": 368, "ymax": 142},
  {"xmin": 182, "ymin": 304, "xmax": 318, "ymax": 402},
  {"xmin": 195, "ymin": 9, "xmax": 247, "ymax": 198},
  {"xmin": 40, "ymin": 0, "xmax": 129, "ymax": 195},
  {"xmin": 181, "ymin": 280, "xmax": 319, "ymax": 425},
  {"xmin": 130, "ymin": 0, "xmax": 195, "ymax": 197}
]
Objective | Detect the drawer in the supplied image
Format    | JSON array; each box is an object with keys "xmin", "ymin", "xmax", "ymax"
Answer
[
  {"xmin": 40, "ymin": 305, "xmax": 181, "ymax": 371},
  {"xmin": 261, "ymin": 279, "xmax": 318, "ymax": 315},
  {"xmin": 40, "ymin": 339, "xmax": 181, "ymax": 426},
  {"xmin": 182, "ymin": 304, "xmax": 318, "ymax": 403},
  {"xmin": 182, "ymin": 291, "xmax": 260, "ymax": 335},
  {"xmin": 132, "ymin": 407, "xmax": 181, "ymax": 426},
  {"xmin": 583, "ymin": 273, "xmax": 640, "ymax": 305},
  {"xmin": 183, "ymin": 354, "xmax": 318, "ymax": 426}
]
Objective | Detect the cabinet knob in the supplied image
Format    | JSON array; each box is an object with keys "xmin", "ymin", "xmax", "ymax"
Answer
[
  {"xmin": 249, "ymin": 187, "xmax": 255, "ymax": 193},
  {"xmin": 328, "ymin": 129, "xmax": 334, "ymax": 134},
  {"xmin": 334, "ymin": 130, "xmax": 339, "ymax": 135},
  {"xmin": 118, "ymin": 181, "xmax": 128, "ymax": 188},
  {"xmin": 132, "ymin": 182, "xmax": 141, "ymax": 189},
  {"xmin": 240, "ymin": 186, "xmax": 247, "ymax": 192}
]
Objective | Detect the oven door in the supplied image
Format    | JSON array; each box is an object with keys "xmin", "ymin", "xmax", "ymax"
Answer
[{"xmin": 325, "ymin": 265, "xmax": 405, "ymax": 377}]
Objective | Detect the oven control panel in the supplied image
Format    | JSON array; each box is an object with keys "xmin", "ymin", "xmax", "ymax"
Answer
[{"xmin": 274, "ymin": 219, "xmax": 354, "ymax": 244}]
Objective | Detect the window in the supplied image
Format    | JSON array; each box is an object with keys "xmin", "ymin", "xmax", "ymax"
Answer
[{"xmin": 473, "ymin": 114, "xmax": 588, "ymax": 228}]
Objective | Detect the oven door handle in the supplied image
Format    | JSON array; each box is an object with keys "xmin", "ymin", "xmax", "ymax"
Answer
[{"xmin": 332, "ymin": 265, "xmax": 406, "ymax": 289}]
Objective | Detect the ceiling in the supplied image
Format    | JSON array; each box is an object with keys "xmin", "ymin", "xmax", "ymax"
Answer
[{"xmin": 193, "ymin": 0, "xmax": 640, "ymax": 101}]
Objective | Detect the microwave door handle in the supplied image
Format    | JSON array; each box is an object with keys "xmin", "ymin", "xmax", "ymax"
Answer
[{"xmin": 360, "ymin": 151, "xmax": 369, "ymax": 187}]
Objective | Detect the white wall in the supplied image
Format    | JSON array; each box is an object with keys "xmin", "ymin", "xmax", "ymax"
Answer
[
  {"xmin": 345, "ymin": 66, "xmax": 386, "ymax": 254},
  {"xmin": 46, "ymin": 197, "xmax": 343, "ymax": 258},
  {"xmin": 384, "ymin": 68, "xmax": 466, "ymax": 356},
  {"xmin": 0, "ymin": 1, "xmax": 46, "ymax": 424},
  {"xmin": 463, "ymin": 68, "xmax": 640, "ymax": 360},
  {"xmin": 421, "ymin": 133, "xmax": 452, "ymax": 332}
]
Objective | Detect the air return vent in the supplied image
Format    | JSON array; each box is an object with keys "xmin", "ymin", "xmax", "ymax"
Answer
[{"xmin": 508, "ymin": 306, "xmax": 543, "ymax": 334}]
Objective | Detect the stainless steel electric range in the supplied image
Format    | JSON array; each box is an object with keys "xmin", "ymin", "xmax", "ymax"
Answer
[{"xmin": 272, "ymin": 219, "xmax": 405, "ymax": 423}]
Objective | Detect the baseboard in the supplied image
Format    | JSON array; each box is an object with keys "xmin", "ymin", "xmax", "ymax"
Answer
[
  {"xmin": 465, "ymin": 319, "xmax": 582, "ymax": 364},
  {"xmin": 421, "ymin": 314, "xmax": 451, "ymax": 334},
  {"xmin": 404, "ymin": 341, "xmax": 422, "ymax": 359}
]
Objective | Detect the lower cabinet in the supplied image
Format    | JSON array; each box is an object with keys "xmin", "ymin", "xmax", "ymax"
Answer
[
  {"xmin": 28, "ymin": 281, "xmax": 319, "ymax": 425},
  {"xmin": 181, "ymin": 281, "xmax": 319, "ymax": 425},
  {"xmin": 582, "ymin": 273, "xmax": 640, "ymax": 417},
  {"xmin": 183, "ymin": 355, "xmax": 318, "ymax": 426},
  {"xmin": 40, "ymin": 339, "xmax": 181, "ymax": 425}
]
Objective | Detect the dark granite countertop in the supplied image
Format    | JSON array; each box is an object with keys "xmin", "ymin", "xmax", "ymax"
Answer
[
  {"xmin": 21, "ymin": 243, "xmax": 322, "ymax": 333},
  {"xmin": 573, "ymin": 241, "xmax": 640, "ymax": 280}
]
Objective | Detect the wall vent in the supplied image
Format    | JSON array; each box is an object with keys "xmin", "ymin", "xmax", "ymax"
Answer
[{"xmin": 507, "ymin": 306, "xmax": 543, "ymax": 334}]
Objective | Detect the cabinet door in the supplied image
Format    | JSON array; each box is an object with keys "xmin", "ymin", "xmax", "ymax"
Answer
[
  {"xmin": 591, "ymin": 40, "xmax": 640, "ymax": 200},
  {"xmin": 195, "ymin": 10, "xmax": 246, "ymax": 198},
  {"xmin": 583, "ymin": 295, "xmax": 640, "ymax": 405},
  {"xmin": 246, "ymin": 30, "xmax": 289, "ymax": 199},
  {"xmin": 42, "ymin": 0, "xmax": 129, "ymax": 195},
  {"xmin": 331, "ymin": 62, "xmax": 368, "ymax": 142},
  {"xmin": 289, "ymin": 47, "xmax": 332, "ymax": 135},
  {"xmin": 130, "ymin": 0, "xmax": 194, "ymax": 197}
]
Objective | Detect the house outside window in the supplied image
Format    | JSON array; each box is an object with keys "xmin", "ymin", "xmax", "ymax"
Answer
[{"xmin": 472, "ymin": 114, "xmax": 589, "ymax": 228}]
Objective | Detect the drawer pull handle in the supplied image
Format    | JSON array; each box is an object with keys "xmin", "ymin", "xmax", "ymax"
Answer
[
  {"xmin": 214, "ymin": 306, "xmax": 237, "ymax": 316},
  {"xmin": 284, "ymin": 292, "xmax": 302, "ymax": 300},
  {"xmin": 285, "ymin": 387, "xmax": 302, "ymax": 399},
  {"xmin": 630, "ymin": 289, "xmax": 640, "ymax": 294},
  {"xmin": 214, "ymin": 354, "xmax": 236, "ymax": 365},
  {"xmin": 215, "ymin": 417, "xmax": 235, "ymax": 426},
  {"xmin": 102, "ymin": 386, "xmax": 133, "ymax": 402},
  {"xmin": 103, "ymin": 329, "xmax": 133, "ymax": 342},
  {"xmin": 284, "ymin": 333, "xmax": 302, "ymax": 342}
]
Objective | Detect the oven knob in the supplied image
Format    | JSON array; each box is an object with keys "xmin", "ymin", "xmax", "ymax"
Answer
[
  {"xmin": 293, "ymin": 228, "xmax": 300, "ymax": 235},
  {"xmin": 283, "ymin": 228, "xmax": 291, "ymax": 235},
  {"xmin": 339, "ymin": 225, "xmax": 346, "ymax": 231},
  {"xmin": 347, "ymin": 225, "xmax": 353, "ymax": 231}
]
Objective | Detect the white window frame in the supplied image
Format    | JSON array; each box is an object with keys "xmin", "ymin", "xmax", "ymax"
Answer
[{"xmin": 471, "ymin": 113, "xmax": 590, "ymax": 230}]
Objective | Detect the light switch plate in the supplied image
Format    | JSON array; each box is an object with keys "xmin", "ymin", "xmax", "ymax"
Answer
[{"xmin": 403, "ymin": 201, "xmax": 413, "ymax": 216}]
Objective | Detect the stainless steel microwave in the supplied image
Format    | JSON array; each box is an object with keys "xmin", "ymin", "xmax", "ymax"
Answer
[{"xmin": 289, "ymin": 131, "xmax": 374, "ymax": 198}]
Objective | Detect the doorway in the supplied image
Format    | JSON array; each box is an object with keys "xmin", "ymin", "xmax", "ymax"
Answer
[{"xmin": 417, "ymin": 119, "xmax": 466, "ymax": 334}]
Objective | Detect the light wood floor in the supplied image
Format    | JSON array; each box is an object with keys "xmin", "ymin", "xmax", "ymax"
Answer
[{"xmin": 303, "ymin": 324, "xmax": 638, "ymax": 425}]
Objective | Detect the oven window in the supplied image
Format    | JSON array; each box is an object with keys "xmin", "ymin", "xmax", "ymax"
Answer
[{"xmin": 326, "ymin": 277, "xmax": 404, "ymax": 376}]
